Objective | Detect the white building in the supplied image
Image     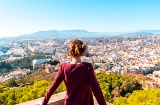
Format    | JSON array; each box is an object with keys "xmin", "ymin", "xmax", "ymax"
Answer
[{"xmin": 33, "ymin": 59, "xmax": 48, "ymax": 70}]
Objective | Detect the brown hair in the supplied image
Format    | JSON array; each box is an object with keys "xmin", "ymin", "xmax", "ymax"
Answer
[{"xmin": 66, "ymin": 39, "xmax": 87, "ymax": 57}]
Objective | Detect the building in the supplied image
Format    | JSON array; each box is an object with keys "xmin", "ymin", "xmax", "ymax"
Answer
[
  {"xmin": 45, "ymin": 64, "xmax": 55, "ymax": 73},
  {"xmin": 33, "ymin": 59, "xmax": 48, "ymax": 70}
]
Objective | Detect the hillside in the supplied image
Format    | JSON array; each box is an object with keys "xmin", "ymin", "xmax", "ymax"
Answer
[{"xmin": 2, "ymin": 29, "xmax": 160, "ymax": 39}]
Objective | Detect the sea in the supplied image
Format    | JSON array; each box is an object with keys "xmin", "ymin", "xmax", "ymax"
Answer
[{"xmin": 0, "ymin": 41, "xmax": 9, "ymax": 55}]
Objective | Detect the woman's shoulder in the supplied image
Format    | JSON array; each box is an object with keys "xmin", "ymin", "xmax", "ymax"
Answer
[
  {"xmin": 61, "ymin": 62, "xmax": 92, "ymax": 66},
  {"xmin": 82, "ymin": 62, "xmax": 92, "ymax": 65}
]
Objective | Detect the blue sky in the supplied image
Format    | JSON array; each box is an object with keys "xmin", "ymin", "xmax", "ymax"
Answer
[{"xmin": 0, "ymin": 0, "xmax": 160, "ymax": 37}]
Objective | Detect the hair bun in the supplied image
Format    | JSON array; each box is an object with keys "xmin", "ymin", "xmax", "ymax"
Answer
[{"xmin": 82, "ymin": 44, "xmax": 86, "ymax": 50}]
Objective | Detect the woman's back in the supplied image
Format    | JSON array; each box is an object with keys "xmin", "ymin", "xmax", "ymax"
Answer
[{"xmin": 62, "ymin": 62, "xmax": 94, "ymax": 105}]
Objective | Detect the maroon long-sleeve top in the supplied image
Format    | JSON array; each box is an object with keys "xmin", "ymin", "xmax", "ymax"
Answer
[{"xmin": 42, "ymin": 62, "xmax": 107, "ymax": 105}]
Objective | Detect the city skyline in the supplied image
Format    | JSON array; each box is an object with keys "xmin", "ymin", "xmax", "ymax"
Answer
[{"xmin": 0, "ymin": 0, "xmax": 160, "ymax": 37}]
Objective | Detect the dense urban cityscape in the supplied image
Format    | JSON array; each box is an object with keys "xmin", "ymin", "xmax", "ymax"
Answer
[
  {"xmin": 0, "ymin": 34, "xmax": 160, "ymax": 105},
  {"xmin": 1, "ymin": 35, "xmax": 160, "ymax": 87}
]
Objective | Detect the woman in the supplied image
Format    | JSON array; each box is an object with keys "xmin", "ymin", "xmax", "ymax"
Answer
[{"xmin": 37, "ymin": 39, "xmax": 107, "ymax": 105}]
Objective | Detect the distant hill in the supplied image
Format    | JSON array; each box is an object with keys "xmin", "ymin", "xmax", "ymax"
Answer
[
  {"xmin": 11, "ymin": 30, "xmax": 95, "ymax": 39},
  {"xmin": 120, "ymin": 31, "xmax": 153, "ymax": 36},
  {"xmin": 2, "ymin": 29, "xmax": 160, "ymax": 39},
  {"xmin": 138, "ymin": 30, "xmax": 160, "ymax": 34}
]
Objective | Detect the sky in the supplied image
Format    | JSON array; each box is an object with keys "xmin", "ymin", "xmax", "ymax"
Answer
[{"xmin": 0, "ymin": 0, "xmax": 160, "ymax": 37}]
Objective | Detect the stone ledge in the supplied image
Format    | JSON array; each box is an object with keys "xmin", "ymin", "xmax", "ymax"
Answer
[
  {"xmin": 16, "ymin": 91, "xmax": 112, "ymax": 105},
  {"xmin": 16, "ymin": 91, "xmax": 65, "ymax": 105}
]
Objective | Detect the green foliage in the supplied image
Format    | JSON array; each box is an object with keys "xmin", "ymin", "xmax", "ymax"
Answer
[
  {"xmin": 0, "ymin": 72, "xmax": 143, "ymax": 104},
  {"xmin": 96, "ymin": 73, "xmax": 142, "ymax": 103},
  {"xmin": 0, "ymin": 80, "xmax": 66, "ymax": 105},
  {"xmin": 0, "ymin": 80, "xmax": 47, "ymax": 104},
  {"xmin": 114, "ymin": 97, "xmax": 128, "ymax": 105},
  {"xmin": 94, "ymin": 64, "xmax": 99, "ymax": 69},
  {"xmin": 0, "ymin": 61, "xmax": 12, "ymax": 73},
  {"xmin": 0, "ymin": 85, "xmax": 3, "ymax": 93},
  {"xmin": 3, "ymin": 79, "xmax": 18, "ymax": 87},
  {"xmin": 114, "ymin": 88, "xmax": 160, "ymax": 105},
  {"xmin": 47, "ymin": 60, "xmax": 60, "ymax": 66}
]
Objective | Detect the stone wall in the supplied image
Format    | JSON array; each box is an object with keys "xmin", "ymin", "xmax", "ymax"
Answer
[{"xmin": 16, "ymin": 91, "xmax": 113, "ymax": 105}]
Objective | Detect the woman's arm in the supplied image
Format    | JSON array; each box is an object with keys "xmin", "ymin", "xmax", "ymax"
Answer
[
  {"xmin": 42, "ymin": 65, "xmax": 63, "ymax": 105},
  {"xmin": 88, "ymin": 63, "xmax": 107, "ymax": 105}
]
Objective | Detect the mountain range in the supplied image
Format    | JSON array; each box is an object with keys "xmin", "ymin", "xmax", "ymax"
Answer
[{"xmin": 2, "ymin": 29, "xmax": 160, "ymax": 39}]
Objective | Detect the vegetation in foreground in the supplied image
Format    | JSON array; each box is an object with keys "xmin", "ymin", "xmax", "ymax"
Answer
[
  {"xmin": 0, "ymin": 73, "xmax": 143, "ymax": 105},
  {"xmin": 114, "ymin": 88, "xmax": 160, "ymax": 105}
]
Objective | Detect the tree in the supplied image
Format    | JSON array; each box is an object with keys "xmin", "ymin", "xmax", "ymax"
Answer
[
  {"xmin": 114, "ymin": 88, "xmax": 160, "ymax": 105},
  {"xmin": 3, "ymin": 79, "xmax": 18, "ymax": 87},
  {"xmin": 96, "ymin": 73, "xmax": 141, "ymax": 103},
  {"xmin": 94, "ymin": 64, "xmax": 99, "ymax": 69},
  {"xmin": 0, "ymin": 85, "xmax": 3, "ymax": 93},
  {"xmin": 47, "ymin": 60, "xmax": 60, "ymax": 66}
]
